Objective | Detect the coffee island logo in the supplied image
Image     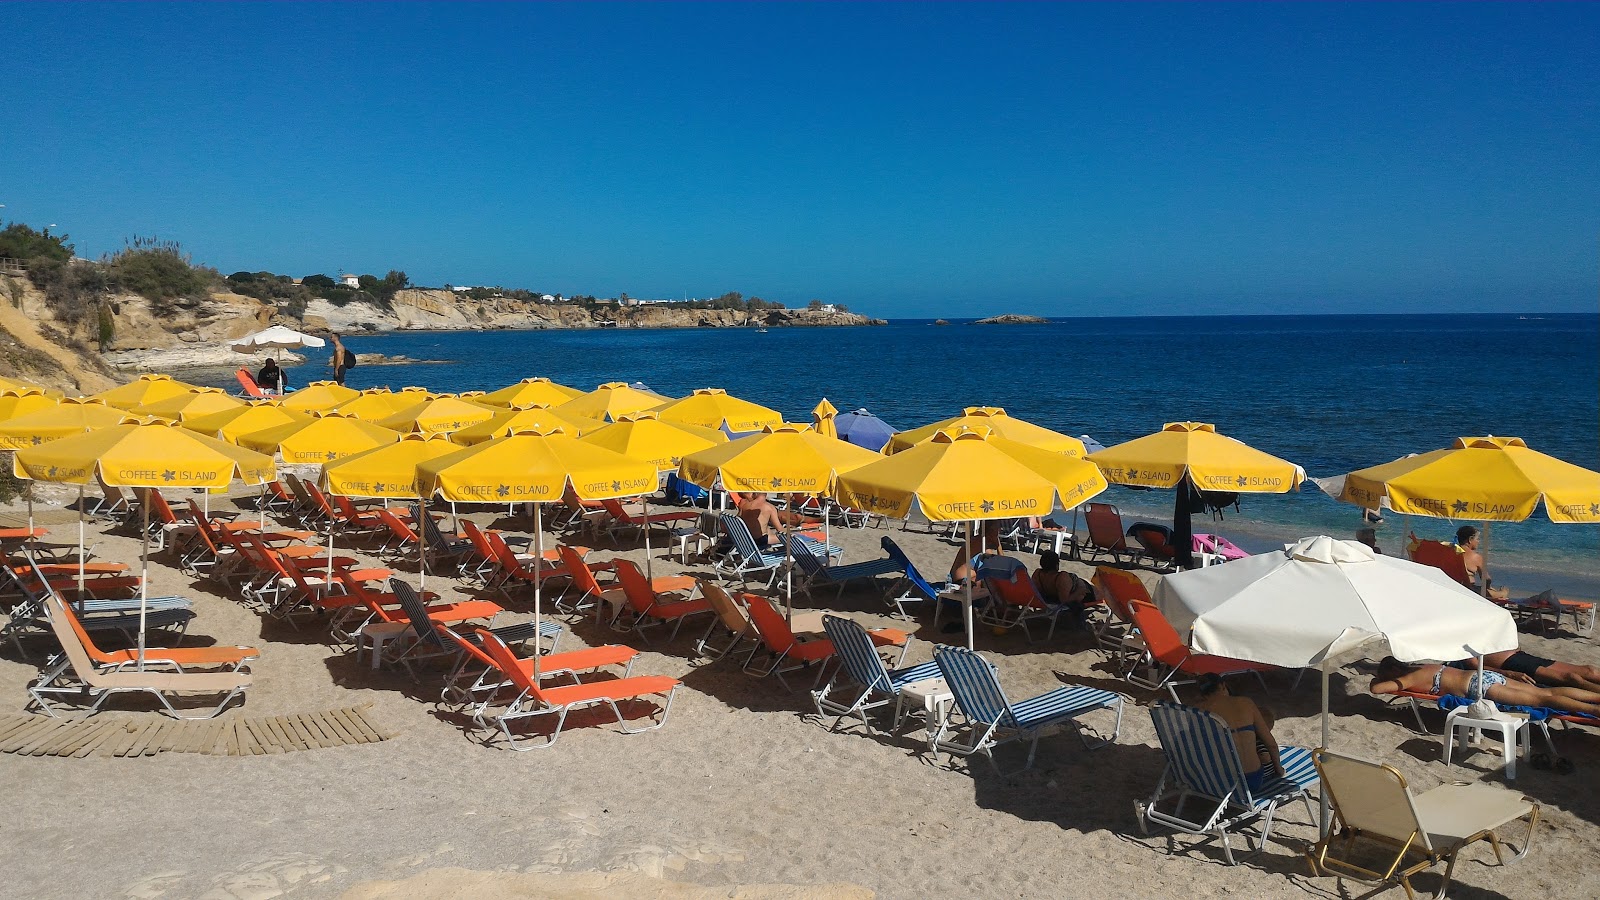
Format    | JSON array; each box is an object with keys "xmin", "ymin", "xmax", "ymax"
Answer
[
  {"xmin": 934, "ymin": 496, "xmax": 1039, "ymax": 517},
  {"xmin": 1197, "ymin": 473, "xmax": 1286, "ymax": 490},
  {"xmin": 1062, "ymin": 476, "xmax": 1103, "ymax": 503},
  {"xmin": 844, "ymin": 490, "xmax": 902, "ymax": 514},
  {"xmin": 115, "ymin": 466, "xmax": 219, "ymax": 484},
  {"xmin": 1104, "ymin": 466, "xmax": 1175, "ymax": 485},
  {"xmin": 581, "ymin": 475, "xmax": 655, "ymax": 497},
  {"xmin": 761, "ymin": 475, "xmax": 820, "ymax": 491},
  {"xmin": 450, "ymin": 482, "xmax": 554, "ymax": 500},
  {"xmin": 1554, "ymin": 502, "xmax": 1600, "ymax": 519}
]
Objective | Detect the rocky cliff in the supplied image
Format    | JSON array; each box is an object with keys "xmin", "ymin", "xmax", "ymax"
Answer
[
  {"xmin": 305, "ymin": 290, "xmax": 884, "ymax": 333},
  {"xmin": 0, "ymin": 277, "xmax": 882, "ymax": 386}
]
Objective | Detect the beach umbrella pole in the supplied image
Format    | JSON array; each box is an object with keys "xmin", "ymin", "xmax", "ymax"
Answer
[
  {"xmin": 1319, "ymin": 661, "xmax": 1331, "ymax": 837},
  {"xmin": 533, "ymin": 503, "xmax": 543, "ymax": 679},
  {"xmin": 76, "ymin": 485, "xmax": 85, "ymax": 602},
  {"xmin": 137, "ymin": 495, "xmax": 151, "ymax": 669},
  {"xmin": 642, "ymin": 494, "xmax": 653, "ymax": 582},
  {"xmin": 964, "ymin": 520, "xmax": 976, "ymax": 650}
]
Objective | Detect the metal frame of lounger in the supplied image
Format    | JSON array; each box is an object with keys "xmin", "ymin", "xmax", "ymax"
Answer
[
  {"xmin": 1139, "ymin": 702, "xmax": 1320, "ymax": 866},
  {"xmin": 783, "ymin": 533, "xmax": 901, "ymax": 601},
  {"xmin": 879, "ymin": 537, "xmax": 953, "ymax": 620},
  {"xmin": 414, "ymin": 502, "xmax": 471, "ymax": 576},
  {"xmin": 1, "ymin": 562, "xmax": 193, "ymax": 658},
  {"xmin": 693, "ymin": 580, "xmax": 755, "ymax": 662},
  {"xmin": 812, "ymin": 614, "xmax": 939, "ymax": 734},
  {"xmin": 710, "ymin": 513, "xmax": 786, "ymax": 588},
  {"xmin": 30, "ymin": 595, "xmax": 249, "ymax": 720},
  {"xmin": 472, "ymin": 630, "xmax": 678, "ymax": 751},
  {"xmin": 931, "ymin": 644, "xmax": 1123, "ymax": 774},
  {"xmin": 1308, "ymin": 749, "xmax": 1538, "ymax": 899},
  {"xmin": 387, "ymin": 577, "xmax": 561, "ymax": 688}
]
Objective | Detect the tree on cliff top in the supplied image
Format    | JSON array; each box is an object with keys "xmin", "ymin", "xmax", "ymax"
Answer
[{"xmin": 0, "ymin": 222, "xmax": 74, "ymax": 263}]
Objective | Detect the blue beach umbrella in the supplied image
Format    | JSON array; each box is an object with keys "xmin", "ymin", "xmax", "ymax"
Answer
[{"xmin": 835, "ymin": 409, "xmax": 898, "ymax": 453}]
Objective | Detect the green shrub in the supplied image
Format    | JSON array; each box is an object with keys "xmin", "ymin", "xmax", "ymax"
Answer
[
  {"xmin": 109, "ymin": 238, "xmax": 212, "ymax": 301},
  {"xmin": 0, "ymin": 222, "xmax": 73, "ymax": 263}
]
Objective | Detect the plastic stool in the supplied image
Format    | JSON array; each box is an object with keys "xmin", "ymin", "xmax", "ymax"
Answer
[{"xmin": 1443, "ymin": 706, "xmax": 1530, "ymax": 779}]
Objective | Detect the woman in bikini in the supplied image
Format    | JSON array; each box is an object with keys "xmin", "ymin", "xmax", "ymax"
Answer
[
  {"xmin": 1372, "ymin": 657, "xmax": 1600, "ymax": 716},
  {"xmin": 1193, "ymin": 673, "xmax": 1284, "ymax": 793}
]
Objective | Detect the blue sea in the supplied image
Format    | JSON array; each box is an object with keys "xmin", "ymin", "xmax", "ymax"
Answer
[{"xmin": 297, "ymin": 314, "xmax": 1599, "ymax": 598}]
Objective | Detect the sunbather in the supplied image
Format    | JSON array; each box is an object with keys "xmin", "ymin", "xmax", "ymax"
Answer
[
  {"xmin": 1372, "ymin": 656, "xmax": 1600, "ymax": 716},
  {"xmin": 1453, "ymin": 525, "xmax": 1508, "ymax": 600},
  {"xmin": 1446, "ymin": 649, "xmax": 1600, "ymax": 693},
  {"xmin": 1193, "ymin": 673, "xmax": 1283, "ymax": 792},
  {"xmin": 1032, "ymin": 550, "xmax": 1091, "ymax": 608},
  {"xmin": 737, "ymin": 493, "xmax": 790, "ymax": 548}
]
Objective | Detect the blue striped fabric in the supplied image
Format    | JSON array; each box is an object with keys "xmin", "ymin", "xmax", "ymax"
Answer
[
  {"xmin": 824, "ymin": 614, "xmax": 895, "ymax": 693},
  {"xmin": 1150, "ymin": 703, "xmax": 1319, "ymax": 808},
  {"xmin": 719, "ymin": 514, "xmax": 786, "ymax": 567},
  {"xmin": 786, "ymin": 535, "xmax": 827, "ymax": 577},
  {"xmin": 786, "ymin": 535, "xmax": 900, "ymax": 584},
  {"xmin": 934, "ymin": 645, "xmax": 1010, "ymax": 724},
  {"xmin": 1008, "ymin": 685, "xmax": 1121, "ymax": 729}
]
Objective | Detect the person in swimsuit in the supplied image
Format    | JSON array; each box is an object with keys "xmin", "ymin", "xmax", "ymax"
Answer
[
  {"xmin": 1193, "ymin": 673, "xmax": 1283, "ymax": 793},
  {"xmin": 1372, "ymin": 657, "xmax": 1600, "ymax": 715},
  {"xmin": 1446, "ymin": 649, "xmax": 1600, "ymax": 692},
  {"xmin": 1455, "ymin": 525, "xmax": 1509, "ymax": 600},
  {"xmin": 736, "ymin": 493, "xmax": 790, "ymax": 549}
]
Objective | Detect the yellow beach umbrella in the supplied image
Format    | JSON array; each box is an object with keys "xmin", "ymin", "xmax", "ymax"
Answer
[
  {"xmin": 0, "ymin": 388, "xmax": 60, "ymax": 423},
  {"xmin": 835, "ymin": 425, "xmax": 1109, "ymax": 647},
  {"xmin": 557, "ymin": 381, "xmax": 674, "ymax": 423},
  {"xmin": 15, "ymin": 420, "xmax": 275, "ymax": 488},
  {"xmin": 375, "ymin": 395, "xmax": 499, "ymax": 435},
  {"xmin": 580, "ymin": 411, "xmax": 727, "ymax": 472},
  {"xmin": 835, "ymin": 425, "xmax": 1108, "ymax": 522},
  {"xmin": 236, "ymin": 412, "xmax": 402, "ymax": 464},
  {"xmin": 1335, "ymin": 436, "xmax": 1600, "ymax": 524},
  {"xmin": 131, "ymin": 386, "xmax": 244, "ymax": 422},
  {"xmin": 812, "ymin": 398, "xmax": 839, "ymax": 440},
  {"xmin": 452, "ymin": 407, "xmax": 606, "ymax": 446},
  {"xmin": 182, "ymin": 402, "xmax": 311, "ymax": 444},
  {"xmin": 418, "ymin": 426, "xmax": 658, "ymax": 676},
  {"xmin": 679, "ymin": 423, "xmax": 881, "ymax": 495},
  {"xmin": 332, "ymin": 389, "xmax": 412, "ymax": 423},
  {"xmin": 279, "ymin": 380, "xmax": 361, "ymax": 413},
  {"xmin": 90, "ymin": 373, "xmax": 202, "ymax": 410},
  {"xmin": 887, "ymin": 407, "xmax": 1087, "ymax": 456},
  {"xmin": 481, "ymin": 376, "xmax": 585, "ymax": 409},
  {"xmin": 0, "ymin": 398, "xmax": 135, "ymax": 449},
  {"xmin": 0, "ymin": 376, "xmax": 63, "ymax": 399},
  {"xmin": 15, "ymin": 420, "xmax": 274, "ymax": 663},
  {"xmin": 418, "ymin": 427, "xmax": 658, "ymax": 504},
  {"xmin": 322, "ymin": 433, "xmax": 462, "ymax": 500},
  {"xmin": 1089, "ymin": 422, "xmax": 1304, "ymax": 493},
  {"xmin": 1088, "ymin": 421, "xmax": 1304, "ymax": 568},
  {"xmin": 651, "ymin": 388, "xmax": 782, "ymax": 434}
]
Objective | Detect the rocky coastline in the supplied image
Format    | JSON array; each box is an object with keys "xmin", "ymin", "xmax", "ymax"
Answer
[{"xmin": 974, "ymin": 313, "xmax": 1051, "ymax": 324}]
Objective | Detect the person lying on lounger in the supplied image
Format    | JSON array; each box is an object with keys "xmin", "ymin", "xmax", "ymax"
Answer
[
  {"xmin": 1446, "ymin": 650, "xmax": 1600, "ymax": 693},
  {"xmin": 1372, "ymin": 657, "xmax": 1600, "ymax": 716}
]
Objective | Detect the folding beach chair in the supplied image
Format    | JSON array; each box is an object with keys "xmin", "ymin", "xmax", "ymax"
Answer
[
  {"xmin": 1139, "ymin": 702, "xmax": 1320, "ymax": 866},
  {"xmin": 386, "ymin": 577, "xmax": 560, "ymax": 683},
  {"xmin": 979, "ymin": 564, "xmax": 1063, "ymax": 642},
  {"xmin": 879, "ymin": 536, "xmax": 959, "ymax": 620},
  {"xmin": 30, "ymin": 594, "xmax": 250, "ymax": 720},
  {"xmin": 812, "ymin": 614, "xmax": 940, "ymax": 735},
  {"xmin": 608, "ymin": 559, "xmax": 711, "ymax": 641},
  {"xmin": 1081, "ymin": 502, "xmax": 1137, "ymax": 564},
  {"xmin": 1, "ymin": 559, "xmax": 193, "ymax": 659},
  {"xmin": 472, "ymin": 629, "xmax": 680, "ymax": 750},
  {"xmin": 693, "ymin": 580, "xmax": 756, "ymax": 662},
  {"xmin": 46, "ymin": 598, "xmax": 258, "ymax": 674},
  {"xmin": 711, "ymin": 513, "xmax": 786, "ymax": 587},
  {"xmin": 931, "ymin": 644, "xmax": 1123, "ymax": 773},
  {"xmin": 1124, "ymin": 600, "xmax": 1275, "ymax": 698},
  {"xmin": 782, "ymin": 533, "xmax": 901, "ymax": 601},
  {"xmin": 1309, "ymin": 749, "xmax": 1538, "ymax": 899}
]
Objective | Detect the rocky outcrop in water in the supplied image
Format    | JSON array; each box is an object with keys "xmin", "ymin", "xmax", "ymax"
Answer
[{"xmin": 974, "ymin": 314, "xmax": 1050, "ymax": 324}]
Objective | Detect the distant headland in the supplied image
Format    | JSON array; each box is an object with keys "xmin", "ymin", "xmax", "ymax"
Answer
[{"xmin": 974, "ymin": 314, "xmax": 1050, "ymax": 324}]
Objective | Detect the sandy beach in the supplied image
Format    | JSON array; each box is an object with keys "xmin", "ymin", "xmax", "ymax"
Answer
[{"xmin": 3, "ymin": 491, "xmax": 1599, "ymax": 900}]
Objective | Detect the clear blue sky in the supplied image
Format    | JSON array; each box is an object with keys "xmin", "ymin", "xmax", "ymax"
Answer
[{"xmin": 4, "ymin": 2, "xmax": 1596, "ymax": 317}]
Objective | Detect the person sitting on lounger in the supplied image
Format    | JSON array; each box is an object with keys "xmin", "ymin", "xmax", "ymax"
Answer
[
  {"xmin": 737, "ymin": 493, "xmax": 790, "ymax": 549},
  {"xmin": 1372, "ymin": 656, "xmax": 1600, "ymax": 716},
  {"xmin": 255, "ymin": 358, "xmax": 287, "ymax": 395},
  {"xmin": 950, "ymin": 520, "xmax": 1003, "ymax": 585},
  {"xmin": 1194, "ymin": 673, "xmax": 1284, "ymax": 792},
  {"xmin": 1454, "ymin": 525, "xmax": 1509, "ymax": 600},
  {"xmin": 1033, "ymin": 549, "xmax": 1091, "ymax": 627},
  {"xmin": 1446, "ymin": 650, "xmax": 1600, "ymax": 693}
]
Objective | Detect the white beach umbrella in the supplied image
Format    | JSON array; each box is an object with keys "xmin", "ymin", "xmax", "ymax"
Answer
[
  {"xmin": 1155, "ymin": 535, "xmax": 1517, "ymax": 834},
  {"xmin": 230, "ymin": 325, "xmax": 327, "ymax": 359}
]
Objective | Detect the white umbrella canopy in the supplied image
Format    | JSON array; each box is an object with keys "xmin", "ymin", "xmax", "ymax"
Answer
[
  {"xmin": 230, "ymin": 325, "xmax": 327, "ymax": 356},
  {"xmin": 1154, "ymin": 535, "xmax": 1518, "ymax": 668},
  {"xmin": 1155, "ymin": 535, "xmax": 1519, "ymax": 836}
]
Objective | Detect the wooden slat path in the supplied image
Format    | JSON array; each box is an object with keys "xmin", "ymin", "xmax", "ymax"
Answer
[{"xmin": 0, "ymin": 704, "xmax": 395, "ymax": 758}]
